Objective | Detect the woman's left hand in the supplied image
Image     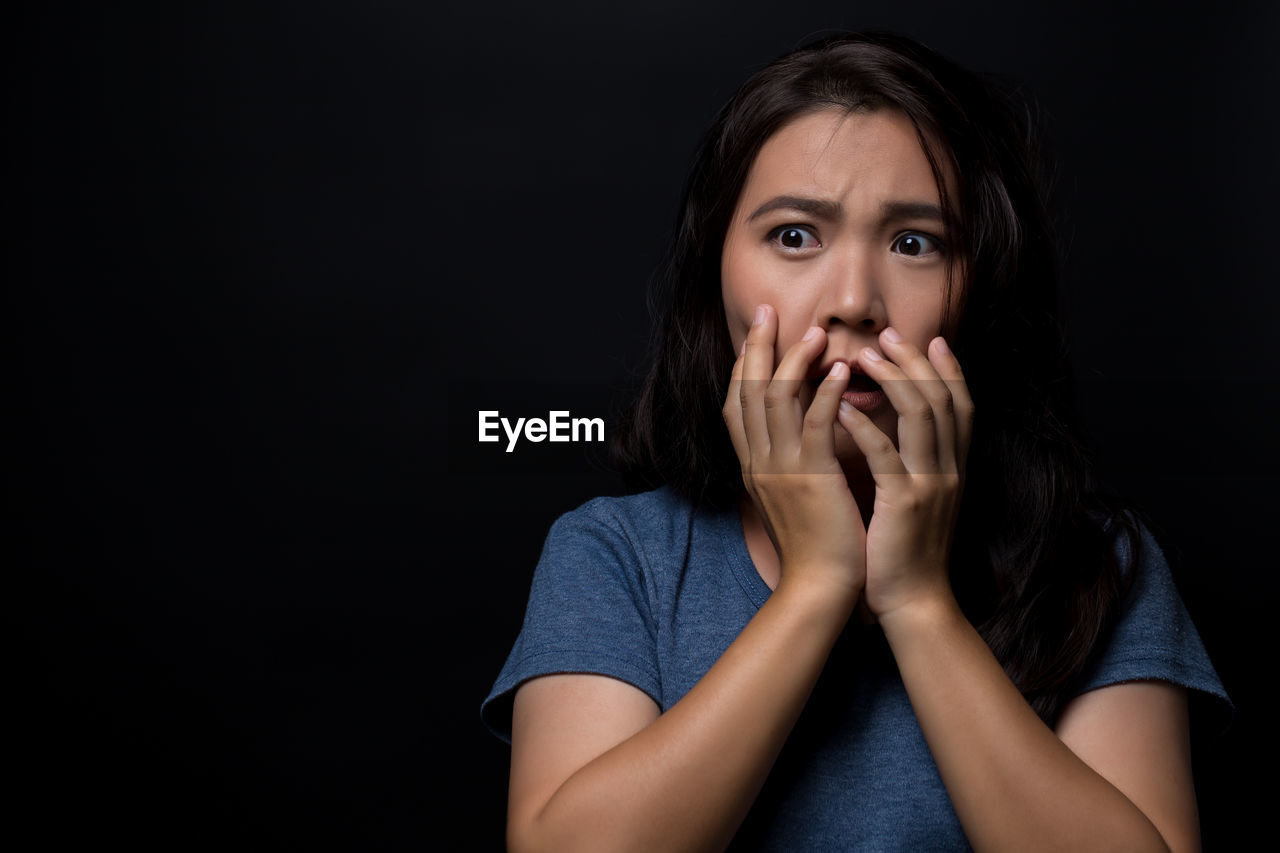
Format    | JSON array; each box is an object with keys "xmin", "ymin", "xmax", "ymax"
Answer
[{"xmin": 838, "ymin": 329, "xmax": 975, "ymax": 620}]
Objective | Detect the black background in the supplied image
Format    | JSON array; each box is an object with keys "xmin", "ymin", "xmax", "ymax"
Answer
[{"xmin": 12, "ymin": 1, "xmax": 1279, "ymax": 849}]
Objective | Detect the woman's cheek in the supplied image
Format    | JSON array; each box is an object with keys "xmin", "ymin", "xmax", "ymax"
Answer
[
  {"xmin": 722, "ymin": 292, "xmax": 760, "ymax": 353},
  {"xmin": 726, "ymin": 309, "xmax": 751, "ymax": 354}
]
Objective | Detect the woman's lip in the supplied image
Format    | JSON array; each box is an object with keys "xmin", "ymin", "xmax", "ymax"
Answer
[
  {"xmin": 807, "ymin": 372, "xmax": 885, "ymax": 412},
  {"xmin": 841, "ymin": 387, "xmax": 887, "ymax": 413}
]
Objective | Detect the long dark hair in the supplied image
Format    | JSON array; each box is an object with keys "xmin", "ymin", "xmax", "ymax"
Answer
[{"xmin": 611, "ymin": 31, "xmax": 1143, "ymax": 725}]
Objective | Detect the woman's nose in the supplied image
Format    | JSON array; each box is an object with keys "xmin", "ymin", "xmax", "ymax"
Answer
[{"xmin": 818, "ymin": 252, "xmax": 886, "ymax": 332}]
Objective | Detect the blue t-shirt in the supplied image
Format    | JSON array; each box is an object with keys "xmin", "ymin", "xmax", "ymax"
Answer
[{"xmin": 481, "ymin": 486, "xmax": 1229, "ymax": 851}]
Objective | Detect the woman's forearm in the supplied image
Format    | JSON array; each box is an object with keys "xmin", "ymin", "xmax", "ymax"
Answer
[
  {"xmin": 510, "ymin": 577, "xmax": 856, "ymax": 853},
  {"xmin": 879, "ymin": 594, "xmax": 1172, "ymax": 852}
]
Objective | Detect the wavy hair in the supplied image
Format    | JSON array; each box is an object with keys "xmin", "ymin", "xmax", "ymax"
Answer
[{"xmin": 611, "ymin": 31, "xmax": 1142, "ymax": 725}]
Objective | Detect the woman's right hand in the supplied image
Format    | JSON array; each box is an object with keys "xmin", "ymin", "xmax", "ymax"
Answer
[
  {"xmin": 722, "ymin": 304, "xmax": 867, "ymax": 604},
  {"xmin": 509, "ymin": 304, "xmax": 865, "ymax": 853}
]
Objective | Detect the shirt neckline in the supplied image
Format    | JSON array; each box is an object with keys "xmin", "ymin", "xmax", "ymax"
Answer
[{"xmin": 714, "ymin": 502, "xmax": 773, "ymax": 611}]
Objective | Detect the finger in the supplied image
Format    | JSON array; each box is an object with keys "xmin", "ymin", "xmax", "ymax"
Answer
[
  {"xmin": 722, "ymin": 343, "xmax": 751, "ymax": 471},
  {"xmin": 738, "ymin": 304, "xmax": 777, "ymax": 454},
  {"xmin": 859, "ymin": 341, "xmax": 939, "ymax": 474},
  {"xmin": 836, "ymin": 393, "xmax": 909, "ymax": 479},
  {"xmin": 764, "ymin": 324, "xmax": 827, "ymax": 451},
  {"xmin": 878, "ymin": 328, "xmax": 957, "ymax": 474},
  {"xmin": 928, "ymin": 336, "xmax": 975, "ymax": 478},
  {"xmin": 801, "ymin": 358, "xmax": 847, "ymax": 463}
]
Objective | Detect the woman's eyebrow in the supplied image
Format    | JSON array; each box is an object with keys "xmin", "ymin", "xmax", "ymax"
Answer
[
  {"xmin": 746, "ymin": 197, "xmax": 944, "ymax": 223},
  {"xmin": 746, "ymin": 195, "xmax": 842, "ymax": 222},
  {"xmin": 880, "ymin": 200, "xmax": 944, "ymax": 222}
]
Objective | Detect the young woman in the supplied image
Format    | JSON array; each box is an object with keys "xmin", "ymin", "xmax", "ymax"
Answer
[{"xmin": 482, "ymin": 31, "xmax": 1228, "ymax": 851}]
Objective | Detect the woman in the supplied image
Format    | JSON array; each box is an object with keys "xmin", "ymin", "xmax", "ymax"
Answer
[{"xmin": 482, "ymin": 31, "xmax": 1228, "ymax": 851}]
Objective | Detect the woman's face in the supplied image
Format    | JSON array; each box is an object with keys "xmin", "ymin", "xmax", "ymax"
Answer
[{"xmin": 721, "ymin": 107, "xmax": 963, "ymax": 470}]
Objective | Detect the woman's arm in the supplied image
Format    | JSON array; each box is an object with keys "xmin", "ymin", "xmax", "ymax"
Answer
[
  {"xmin": 1057, "ymin": 680, "xmax": 1199, "ymax": 847},
  {"xmin": 507, "ymin": 307, "xmax": 865, "ymax": 853},
  {"xmin": 844, "ymin": 330, "xmax": 1197, "ymax": 851},
  {"xmin": 880, "ymin": 597, "xmax": 1196, "ymax": 852},
  {"xmin": 508, "ymin": 577, "xmax": 854, "ymax": 853}
]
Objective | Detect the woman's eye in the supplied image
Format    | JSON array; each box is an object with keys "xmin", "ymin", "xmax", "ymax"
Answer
[
  {"xmin": 892, "ymin": 232, "xmax": 945, "ymax": 257},
  {"xmin": 769, "ymin": 226, "xmax": 820, "ymax": 251}
]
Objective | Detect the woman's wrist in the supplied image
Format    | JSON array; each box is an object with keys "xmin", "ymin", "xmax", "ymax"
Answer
[
  {"xmin": 874, "ymin": 585, "xmax": 965, "ymax": 644},
  {"xmin": 772, "ymin": 568, "xmax": 862, "ymax": 624}
]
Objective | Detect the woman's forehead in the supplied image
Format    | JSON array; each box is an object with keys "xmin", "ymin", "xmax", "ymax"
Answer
[{"xmin": 733, "ymin": 108, "xmax": 960, "ymax": 226}]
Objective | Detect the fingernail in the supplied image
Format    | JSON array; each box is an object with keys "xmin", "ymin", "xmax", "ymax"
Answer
[
  {"xmin": 839, "ymin": 399, "xmax": 855, "ymax": 415},
  {"xmin": 829, "ymin": 360, "xmax": 848, "ymax": 377},
  {"xmin": 739, "ymin": 340, "xmax": 747, "ymax": 357},
  {"xmin": 933, "ymin": 336, "xmax": 951, "ymax": 356},
  {"xmin": 803, "ymin": 326, "xmax": 821, "ymax": 342},
  {"xmin": 882, "ymin": 326, "xmax": 903, "ymax": 343},
  {"xmin": 862, "ymin": 347, "xmax": 883, "ymax": 362},
  {"xmin": 753, "ymin": 305, "xmax": 767, "ymax": 327}
]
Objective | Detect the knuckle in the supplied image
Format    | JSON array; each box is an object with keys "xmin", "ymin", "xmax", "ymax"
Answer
[
  {"xmin": 803, "ymin": 410, "xmax": 828, "ymax": 432},
  {"xmin": 909, "ymin": 399, "xmax": 934, "ymax": 421},
  {"xmin": 869, "ymin": 433, "xmax": 896, "ymax": 457},
  {"xmin": 931, "ymin": 388, "xmax": 955, "ymax": 415}
]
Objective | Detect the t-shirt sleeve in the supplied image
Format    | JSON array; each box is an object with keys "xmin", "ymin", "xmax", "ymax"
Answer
[
  {"xmin": 480, "ymin": 499, "xmax": 661, "ymax": 744},
  {"xmin": 1070, "ymin": 519, "xmax": 1232, "ymax": 726}
]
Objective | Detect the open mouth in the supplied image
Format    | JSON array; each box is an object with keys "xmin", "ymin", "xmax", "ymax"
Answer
[
  {"xmin": 810, "ymin": 369, "xmax": 888, "ymax": 413},
  {"xmin": 808, "ymin": 372, "xmax": 883, "ymax": 394},
  {"xmin": 843, "ymin": 374, "xmax": 882, "ymax": 394}
]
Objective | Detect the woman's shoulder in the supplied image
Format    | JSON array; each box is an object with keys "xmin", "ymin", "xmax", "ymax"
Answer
[
  {"xmin": 1076, "ymin": 509, "xmax": 1233, "ymax": 726},
  {"xmin": 558, "ymin": 484, "xmax": 697, "ymax": 527},
  {"xmin": 1087, "ymin": 506, "xmax": 1172, "ymax": 587},
  {"xmin": 1088, "ymin": 509, "xmax": 1200, "ymax": 650},
  {"xmin": 536, "ymin": 485, "xmax": 715, "ymax": 581},
  {"xmin": 546, "ymin": 485, "xmax": 704, "ymax": 549}
]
